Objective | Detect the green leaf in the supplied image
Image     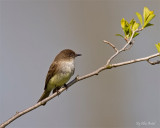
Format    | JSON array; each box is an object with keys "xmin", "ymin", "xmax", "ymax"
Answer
[
  {"xmin": 130, "ymin": 19, "xmax": 136, "ymax": 26},
  {"xmin": 129, "ymin": 27, "xmax": 132, "ymax": 37},
  {"xmin": 121, "ymin": 18, "xmax": 126, "ymax": 29},
  {"xmin": 155, "ymin": 43, "xmax": 160, "ymax": 53},
  {"xmin": 133, "ymin": 32, "xmax": 140, "ymax": 38},
  {"xmin": 121, "ymin": 18, "xmax": 130, "ymax": 37},
  {"xmin": 115, "ymin": 34, "xmax": 124, "ymax": 38},
  {"xmin": 142, "ymin": 7, "xmax": 155, "ymax": 28},
  {"xmin": 136, "ymin": 12, "xmax": 143, "ymax": 26},
  {"xmin": 124, "ymin": 26, "xmax": 130, "ymax": 36},
  {"xmin": 125, "ymin": 20, "xmax": 129, "ymax": 27},
  {"xmin": 144, "ymin": 23, "xmax": 154, "ymax": 28},
  {"xmin": 143, "ymin": 7, "xmax": 150, "ymax": 22},
  {"xmin": 132, "ymin": 22, "xmax": 139, "ymax": 31},
  {"xmin": 143, "ymin": 13, "xmax": 155, "ymax": 28},
  {"xmin": 121, "ymin": 18, "xmax": 140, "ymax": 38}
]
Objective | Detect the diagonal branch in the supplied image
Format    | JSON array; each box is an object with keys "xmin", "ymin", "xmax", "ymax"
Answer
[
  {"xmin": 106, "ymin": 29, "xmax": 144, "ymax": 66},
  {"xmin": 103, "ymin": 40, "xmax": 118, "ymax": 52},
  {"xmin": 106, "ymin": 30, "xmax": 136, "ymax": 66}
]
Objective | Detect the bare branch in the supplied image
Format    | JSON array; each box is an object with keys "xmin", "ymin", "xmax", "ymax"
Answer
[
  {"xmin": 103, "ymin": 40, "xmax": 118, "ymax": 52},
  {"xmin": 106, "ymin": 30, "xmax": 137, "ymax": 66},
  {"xmin": 147, "ymin": 59, "xmax": 160, "ymax": 65},
  {"xmin": 124, "ymin": 41, "xmax": 134, "ymax": 51},
  {"xmin": 111, "ymin": 53, "xmax": 160, "ymax": 68}
]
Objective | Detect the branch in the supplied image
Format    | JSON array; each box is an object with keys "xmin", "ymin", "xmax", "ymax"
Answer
[
  {"xmin": 147, "ymin": 59, "xmax": 160, "ymax": 65},
  {"xmin": 103, "ymin": 40, "xmax": 118, "ymax": 52},
  {"xmin": 0, "ymin": 52, "xmax": 159, "ymax": 128},
  {"xmin": 77, "ymin": 53, "xmax": 160, "ymax": 81},
  {"xmin": 106, "ymin": 30, "xmax": 137, "ymax": 66}
]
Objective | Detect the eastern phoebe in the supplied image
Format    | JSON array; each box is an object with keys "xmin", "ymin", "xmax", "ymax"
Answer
[{"xmin": 38, "ymin": 49, "xmax": 81, "ymax": 105}]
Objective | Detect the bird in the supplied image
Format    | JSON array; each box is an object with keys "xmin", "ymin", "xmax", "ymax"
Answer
[{"xmin": 38, "ymin": 49, "xmax": 81, "ymax": 105}]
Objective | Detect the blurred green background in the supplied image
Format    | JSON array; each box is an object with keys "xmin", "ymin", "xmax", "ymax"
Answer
[{"xmin": 0, "ymin": 0, "xmax": 160, "ymax": 128}]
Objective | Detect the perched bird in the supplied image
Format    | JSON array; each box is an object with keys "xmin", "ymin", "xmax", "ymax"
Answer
[{"xmin": 38, "ymin": 49, "xmax": 81, "ymax": 105}]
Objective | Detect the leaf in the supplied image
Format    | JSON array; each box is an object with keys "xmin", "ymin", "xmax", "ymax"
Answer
[
  {"xmin": 133, "ymin": 32, "xmax": 139, "ymax": 38},
  {"xmin": 121, "ymin": 18, "xmax": 126, "ymax": 29},
  {"xmin": 115, "ymin": 34, "xmax": 124, "ymax": 38},
  {"xmin": 143, "ymin": 7, "xmax": 150, "ymax": 22},
  {"xmin": 129, "ymin": 27, "xmax": 132, "ymax": 37},
  {"xmin": 144, "ymin": 23, "xmax": 154, "ymax": 28},
  {"xmin": 132, "ymin": 22, "xmax": 139, "ymax": 31},
  {"xmin": 143, "ymin": 13, "xmax": 155, "ymax": 28},
  {"xmin": 130, "ymin": 19, "xmax": 136, "ymax": 26},
  {"xmin": 136, "ymin": 12, "xmax": 143, "ymax": 26},
  {"xmin": 155, "ymin": 43, "xmax": 160, "ymax": 53},
  {"xmin": 124, "ymin": 26, "xmax": 130, "ymax": 36},
  {"xmin": 121, "ymin": 18, "xmax": 130, "ymax": 37},
  {"xmin": 142, "ymin": 7, "xmax": 155, "ymax": 28}
]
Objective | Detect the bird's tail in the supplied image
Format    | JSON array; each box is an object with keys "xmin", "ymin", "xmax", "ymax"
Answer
[{"xmin": 38, "ymin": 90, "xmax": 51, "ymax": 106}]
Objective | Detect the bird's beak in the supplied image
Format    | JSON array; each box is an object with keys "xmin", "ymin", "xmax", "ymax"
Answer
[{"xmin": 75, "ymin": 53, "xmax": 82, "ymax": 57}]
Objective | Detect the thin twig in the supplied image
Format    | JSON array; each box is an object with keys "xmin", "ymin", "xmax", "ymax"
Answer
[
  {"xmin": 111, "ymin": 53, "xmax": 160, "ymax": 68},
  {"xmin": 106, "ymin": 28, "xmax": 144, "ymax": 66},
  {"xmin": 124, "ymin": 41, "xmax": 134, "ymax": 51},
  {"xmin": 147, "ymin": 59, "xmax": 160, "ymax": 65},
  {"xmin": 106, "ymin": 30, "xmax": 137, "ymax": 66},
  {"xmin": 103, "ymin": 40, "xmax": 118, "ymax": 52}
]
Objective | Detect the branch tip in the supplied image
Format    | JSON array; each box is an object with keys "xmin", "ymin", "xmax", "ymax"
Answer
[
  {"xmin": 147, "ymin": 59, "xmax": 160, "ymax": 65},
  {"xmin": 103, "ymin": 40, "xmax": 118, "ymax": 52}
]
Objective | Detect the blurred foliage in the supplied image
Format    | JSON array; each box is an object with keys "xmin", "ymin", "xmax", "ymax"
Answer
[{"xmin": 155, "ymin": 43, "xmax": 160, "ymax": 53}]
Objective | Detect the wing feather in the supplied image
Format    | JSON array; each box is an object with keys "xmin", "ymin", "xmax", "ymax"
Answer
[{"xmin": 44, "ymin": 62, "xmax": 58, "ymax": 90}]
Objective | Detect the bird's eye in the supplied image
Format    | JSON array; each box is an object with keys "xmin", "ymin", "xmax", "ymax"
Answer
[{"xmin": 69, "ymin": 53, "xmax": 74, "ymax": 57}]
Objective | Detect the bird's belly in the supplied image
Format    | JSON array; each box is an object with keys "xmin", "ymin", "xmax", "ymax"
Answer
[{"xmin": 47, "ymin": 72, "xmax": 72, "ymax": 91}]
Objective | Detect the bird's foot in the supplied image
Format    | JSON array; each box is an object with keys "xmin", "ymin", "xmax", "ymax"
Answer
[
  {"xmin": 56, "ymin": 89, "xmax": 60, "ymax": 96},
  {"xmin": 53, "ymin": 86, "xmax": 61, "ymax": 96},
  {"xmin": 64, "ymin": 84, "xmax": 68, "ymax": 91}
]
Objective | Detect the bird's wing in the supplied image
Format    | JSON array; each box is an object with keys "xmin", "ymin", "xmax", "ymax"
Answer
[{"xmin": 44, "ymin": 62, "xmax": 58, "ymax": 90}]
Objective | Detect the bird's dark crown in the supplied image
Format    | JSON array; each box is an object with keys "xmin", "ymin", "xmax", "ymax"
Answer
[{"xmin": 55, "ymin": 49, "xmax": 81, "ymax": 61}]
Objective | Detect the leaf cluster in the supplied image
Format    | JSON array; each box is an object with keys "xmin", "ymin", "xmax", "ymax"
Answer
[{"xmin": 116, "ymin": 7, "xmax": 155, "ymax": 40}]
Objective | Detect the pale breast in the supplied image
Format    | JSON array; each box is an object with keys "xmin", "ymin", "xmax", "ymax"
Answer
[
  {"xmin": 54, "ymin": 60, "xmax": 75, "ymax": 86},
  {"xmin": 60, "ymin": 59, "xmax": 75, "ymax": 75}
]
